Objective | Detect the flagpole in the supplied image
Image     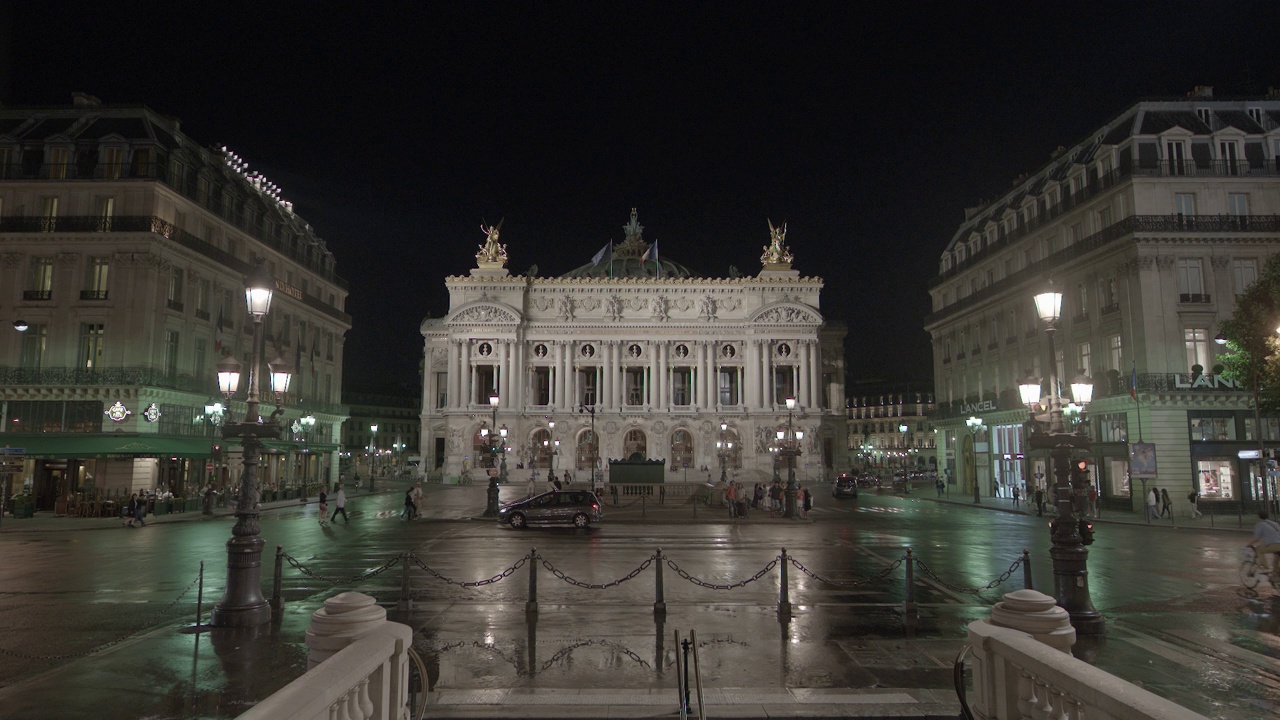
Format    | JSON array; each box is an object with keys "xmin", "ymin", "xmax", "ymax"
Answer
[{"xmin": 1133, "ymin": 361, "xmax": 1143, "ymax": 443}]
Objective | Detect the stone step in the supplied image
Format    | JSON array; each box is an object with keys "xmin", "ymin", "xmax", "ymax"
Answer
[{"xmin": 419, "ymin": 686, "xmax": 961, "ymax": 718}]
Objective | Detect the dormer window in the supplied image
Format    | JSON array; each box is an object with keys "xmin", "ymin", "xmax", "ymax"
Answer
[
  {"xmin": 1248, "ymin": 107, "xmax": 1263, "ymax": 125},
  {"xmin": 1196, "ymin": 107, "xmax": 1211, "ymax": 125},
  {"xmin": 48, "ymin": 146, "xmax": 69, "ymax": 180}
]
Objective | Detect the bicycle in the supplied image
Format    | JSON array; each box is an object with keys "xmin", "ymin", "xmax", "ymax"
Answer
[{"xmin": 1239, "ymin": 546, "xmax": 1279, "ymax": 591}]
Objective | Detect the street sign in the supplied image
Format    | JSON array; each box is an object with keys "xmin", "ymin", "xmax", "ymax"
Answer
[{"xmin": 0, "ymin": 447, "xmax": 25, "ymax": 454}]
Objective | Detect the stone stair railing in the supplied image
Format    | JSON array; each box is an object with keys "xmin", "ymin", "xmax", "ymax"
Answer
[
  {"xmin": 966, "ymin": 589, "xmax": 1207, "ymax": 720},
  {"xmin": 238, "ymin": 592, "xmax": 413, "ymax": 720}
]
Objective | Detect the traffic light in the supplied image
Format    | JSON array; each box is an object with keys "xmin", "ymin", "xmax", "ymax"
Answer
[
  {"xmin": 1071, "ymin": 460, "xmax": 1090, "ymax": 490},
  {"xmin": 1077, "ymin": 517, "xmax": 1095, "ymax": 545}
]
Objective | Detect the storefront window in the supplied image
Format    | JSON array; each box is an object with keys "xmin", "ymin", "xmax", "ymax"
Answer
[
  {"xmin": 1189, "ymin": 416, "xmax": 1235, "ymax": 441},
  {"xmin": 1243, "ymin": 416, "xmax": 1280, "ymax": 442},
  {"xmin": 1195, "ymin": 459, "xmax": 1235, "ymax": 499},
  {"xmin": 1107, "ymin": 458, "xmax": 1130, "ymax": 496}
]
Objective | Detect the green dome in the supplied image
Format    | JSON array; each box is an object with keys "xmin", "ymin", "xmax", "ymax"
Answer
[{"xmin": 558, "ymin": 209, "xmax": 702, "ymax": 279}]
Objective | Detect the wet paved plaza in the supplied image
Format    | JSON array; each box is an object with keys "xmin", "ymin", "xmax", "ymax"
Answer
[{"xmin": 0, "ymin": 482, "xmax": 1277, "ymax": 718}]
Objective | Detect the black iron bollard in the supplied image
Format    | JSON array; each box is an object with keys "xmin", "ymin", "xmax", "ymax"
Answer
[
  {"xmin": 903, "ymin": 547, "xmax": 918, "ymax": 617},
  {"xmin": 195, "ymin": 561, "xmax": 205, "ymax": 628},
  {"xmin": 398, "ymin": 552, "xmax": 412, "ymax": 611},
  {"xmin": 270, "ymin": 545, "xmax": 284, "ymax": 624},
  {"xmin": 526, "ymin": 547, "xmax": 538, "ymax": 614},
  {"xmin": 1022, "ymin": 548, "xmax": 1033, "ymax": 590},
  {"xmin": 778, "ymin": 547, "xmax": 792, "ymax": 621},
  {"xmin": 654, "ymin": 547, "xmax": 666, "ymax": 615}
]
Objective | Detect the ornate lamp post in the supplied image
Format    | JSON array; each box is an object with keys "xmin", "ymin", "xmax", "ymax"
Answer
[
  {"xmin": 965, "ymin": 416, "xmax": 985, "ymax": 503},
  {"xmin": 716, "ymin": 422, "xmax": 734, "ymax": 483},
  {"xmin": 482, "ymin": 394, "xmax": 507, "ymax": 516},
  {"xmin": 1021, "ymin": 281, "xmax": 1103, "ymax": 634},
  {"xmin": 298, "ymin": 414, "xmax": 316, "ymax": 492},
  {"xmin": 211, "ymin": 261, "xmax": 291, "ymax": 628},
  {"xmin": 546, "ymin": 419, "xmax": 556, "ymax": 483},
  {"xmin": 578, "ymin": 403, "xmax": 600, "ymax": 488},
  {"xmin": 776, "ymin": 397, "xmax": 803, "ymax": 518}
]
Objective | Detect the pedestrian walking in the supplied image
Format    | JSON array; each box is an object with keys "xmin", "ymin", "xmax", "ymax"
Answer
[
  {"xmin": 318, "ymin": 489, "xmax": 328, "ymax": 524},
  {"xmin": 1146, "ymin": 487, "xmax": 1160, "ymax": 521},
  {"xmin": 132, "ymin": 494, "xmax": 147, "ymax": 527},
  {"xmin": 769, "ymin": 482, "xmax": 783, "ymax": 516},
  {"xmin": 563, "ymin": 469, "xmax": 572, "ymax": 486},
  {"xmin": 1012, "ymin": 485, "xmax": 1021, "ymax": 508},
  {"xmin": 753, "ymin": 483, "xmax": 764, "ymax": 509},
  {"xmin": 801, "ymin": 486, "xmax": 812, "ymax": 519},
  {"xmin": 412, "ymin": 482, "xmax": 424, "ymax": 519},
  {"xmin": 1087, "ymin": 486, "xmax": 1098, "ymax": 518},
  {"xmin": 527, "ymin": 475, "xmax": 536, "ymax": 497},
  {"xmin": 402, "ymin": 487, "xmax": 416, "ymax": 520},
  {"xmin": 1160, "ymin": 488, "xmax": 1173, "ymax": 518},
  {"xmin": 727, "ymin": 481, "xmax": 738, "ymax": 518},
  {"xmin": 1034, "ymin": 486, "xmax": 1045, "ymax": 517},
  {"xmin": 124, "ymin": 493, "xmax": 138, "ymax": 527},
  {"xmin": 330, "ymin": 483, "xmax": 349, "ymax": 523},
  {"xmin": 736, "ymin": 482, "xmax": 749, "ymax": 519},
  {"xmin": 1187, "ymin": 489, "xmax": 1203, "ymax": 519},
  {"xmin": 936, "ymin": 478, "xmax": 945, "ymax": 497}
]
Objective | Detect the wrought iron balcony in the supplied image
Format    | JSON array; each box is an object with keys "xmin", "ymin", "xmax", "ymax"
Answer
[
  {"xmin": 0, "ymin": 366, "xmax": 213, "ymax": 394},
  {"xmin": 1178, "ymin": 293, "xmax": 1212, "ymax": 304},
  {"xmin": 79, "ymin": 290, "xmax": 109, "ymax": 301},
  {"xmin": 22, "ymin": 290, "xmax": 52, "ymax": 301}
]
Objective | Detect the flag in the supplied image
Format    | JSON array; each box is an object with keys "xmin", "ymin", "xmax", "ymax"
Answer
[
  {"xmin": 1130, "ymin": 363, "xmax": 1138, "ymax": 401},
  {"xmin": 214, "ymin": 308, "xmax": 224, "ymax": 353},
  {"xmin": 642, "ymin": 240, "xmax": 661, "ymax": 278},
  {"xmin": 591, "ymin": 241, "xmax": 612, "ymax": 267}
]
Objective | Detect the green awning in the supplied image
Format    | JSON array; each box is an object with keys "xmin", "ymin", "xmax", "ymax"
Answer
[
  {"xmin": 258, "ymin": 439, "xmax": 340, "ymax": 453},
  {"xmin": 0, "ymin": 433, "xmax": 216, "ymax": 459}
]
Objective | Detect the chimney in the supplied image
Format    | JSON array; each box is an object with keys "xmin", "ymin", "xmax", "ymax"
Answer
[
  {"xmin": 71, "ymin": 92, "xmax": 102, "ymax": 108},
  {"xmin": 1188, "ymin": 85, "xmax": 1214, "ymax": 98}
]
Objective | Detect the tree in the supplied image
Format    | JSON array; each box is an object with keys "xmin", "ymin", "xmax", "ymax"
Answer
[{"xmin": 1218, "ymin": 252, "xmax": 1280, "ymax": 413}]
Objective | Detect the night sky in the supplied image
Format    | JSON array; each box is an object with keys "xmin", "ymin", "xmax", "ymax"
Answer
[{"xmin": 6, "ymin": 2, "xmax": 1279, "ymax": 391}]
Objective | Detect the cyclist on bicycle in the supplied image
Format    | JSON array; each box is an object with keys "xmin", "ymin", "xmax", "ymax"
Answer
[{"xmin": 1248, "ymin": 510, "xmax": 1280, "ymax": 577}]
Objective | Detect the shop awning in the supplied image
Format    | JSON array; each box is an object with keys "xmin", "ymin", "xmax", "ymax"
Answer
[{"xmin": 0, "ymin": 433, "xmax": 216, "ymax": 459}]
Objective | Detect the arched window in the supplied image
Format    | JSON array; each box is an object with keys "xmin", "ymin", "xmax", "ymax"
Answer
[
  {"xmin": 576, "ymin": 430, "xmax": 598, "ymax": 471},
  {"xmin": 671, "ymin": 429, "xmax": 694, "ymax": 468},
  {"xmin": 531, "ymin": 428, "xmax": 552, "ymax": 469},
  {"xmin": 623, "ymin": 429, "xmax": 647, "ymax": 459}
]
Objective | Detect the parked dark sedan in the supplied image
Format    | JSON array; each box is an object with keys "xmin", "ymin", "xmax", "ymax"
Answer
[
  {"xmin": 831, "ymin": 474, "xmax": 859, "ymax": 499},
  {"xmin": 498, "ymin": 490, "xmax": 603, "ymax": 529}
]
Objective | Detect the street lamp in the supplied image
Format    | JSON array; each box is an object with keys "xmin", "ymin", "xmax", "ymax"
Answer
[
  {"xmin": 546, "ymin": 419, "xmax": 556, "ymax": 483},
  {"xmin": 776, "ymin": 397, "xmax": 803, "ymax": 518},
  {"xmin": 965, "ymin": 416, "xmax": 984, "ymax": 504},
  {"xmin": 210, "ymin": 260, "xmax": 290, "ymax": 628},
  {"xmin": 578, "ymin": 403, "xmax": 600, "ymax": 488},
  {"xmin": 1025, "ymin": 280, "xmax": 1102, "ymax": 634},
  {"xmin": 482, "ymin": 394, "xmax": 507, "ymax": 516},
  {"xmin": 716, "ymin": 421, "xmax": 735, "ymax": 483}
]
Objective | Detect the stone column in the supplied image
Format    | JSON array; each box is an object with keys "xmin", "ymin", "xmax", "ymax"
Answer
[
  {"xmin": 603, "ymin": 342, "xmax": 614, "ymax": 410},
  {"xmin": 448, "ymin": 340, "xmax": 460, "ymax": 409},
  {"xmin": 499, "ymin": 341, "xmax": 510, "ymax": 407},
  {"xmin": 763, "ymin": 341, "xmax": 774, "ymax": 410},
  {"xmin": 462, "ymin": 340, "xmax": 472, "ymax": 409},
  {"xmin": 798, "ymin": 341, "xmax": 811, "ymax": 409},
  {"xmin": 658, "ymin": 342, "xmax": 668, "ymax": 409},
  {"xmin": 810, "ymin": 339, "xmax": 822, "ymax": 410}
]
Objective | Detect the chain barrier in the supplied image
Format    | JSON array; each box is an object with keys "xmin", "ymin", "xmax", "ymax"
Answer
[
  {"xmin": 665, "ymin": 555, "xmax": 779, "ymax": 590},
  {"xmin": 787, "ymin": 553, "xmax": 905, "ymax": 588},
  {"xmin": 281, "ymin": 551, "xmax": 402, "ymax": 586},
  {"xmin": 914, "ymin": 555, "xmax": 1025, "ymax": 596},
  {"xmin": 605, "ymin": 495, "xmax": 647, "ymax": 509},
  {"xmin": 409, "ymin": 551, "xmax": 529, "ymax": 588},
  {"xmin": 540, "ymin": 638, "xmax": 650, "ymax": 672},
  {"xmin": 540, "ymin": 553, "xmax": 656, "ymax": 589},
  {"xmin": 0, "ymin": 572, "xmax": 201, "ymax": 661}
]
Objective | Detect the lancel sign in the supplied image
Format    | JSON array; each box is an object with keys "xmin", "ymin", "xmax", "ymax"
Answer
[{"xmin": 1172, "ymin": 374, "xmax": 1240, "ymax": 390}]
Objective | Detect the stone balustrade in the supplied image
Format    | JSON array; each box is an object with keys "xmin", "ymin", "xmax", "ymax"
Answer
[
  {"xmin": 967, "ymin": 589, "xmax": 1207, "ymax": 720},
  {"xmin": 238, "ymin": 592, "xmax": 413, "ymax": 720}
]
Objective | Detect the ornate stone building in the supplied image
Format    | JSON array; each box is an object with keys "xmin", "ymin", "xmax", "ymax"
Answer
[
  {"xmin": 925, "ymin": 90, "xmax": 1280, "ymax": 512},
  {"xmin": 0, "ymin": 95, "xmax": 350, "ymax": 510},
  {"xmin": 419, "ymin": 210, "xmax": 847, "ymax": 484}
]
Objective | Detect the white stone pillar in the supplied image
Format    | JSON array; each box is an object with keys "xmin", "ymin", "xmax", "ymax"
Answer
[
  {"xmin": 499, "ymin": 341, "xmax": 510, "ymax": 407},
  {"xmin": 565, "ymin": 341, "xmax": 573, "ymax": 408},
  {"xmin": 305, "ymin": 591, "xmax": 388, "ymax": 670},
  {"xmin": 447, "ymin": 340, "xmax": 460, "ymax": 409},
  {"xmin": 763, "ymin": 341, "xmax": 773, "ymax": 410},
  {"xmin": 603, "ymin": 342, "xmax": 614, "ymax": 410},
  {"xmin": 658, "ymin": 343, "xmax": 668, "ymax": 409},
  {"xmin": 810, "ymin": 339, "xmax": 822, "ymax": 410},
  {"xmin": 462, "ymin": 341, "xmax": 472, "ymax": 409},
  {"xmin": 798, "ymin": 341, "xmax": 811, "ymax": 409}
]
